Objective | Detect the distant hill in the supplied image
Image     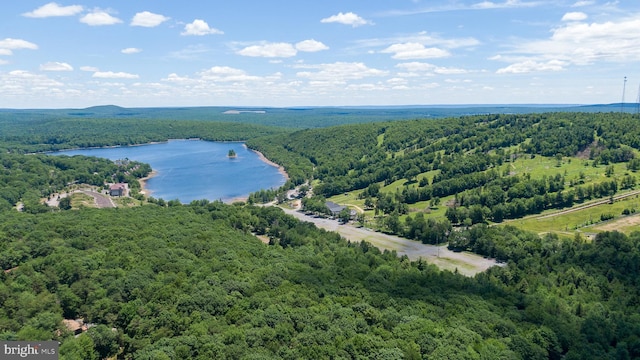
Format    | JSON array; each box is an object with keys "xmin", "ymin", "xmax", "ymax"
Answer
[{"xmin": 68, "ymin": 105, "xmax": 139, "ymax": 117}]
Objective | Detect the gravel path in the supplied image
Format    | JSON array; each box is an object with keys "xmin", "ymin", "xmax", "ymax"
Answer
[{"xmin": 280, "ymin": 208, "xmax": 501, "ymax": 276}]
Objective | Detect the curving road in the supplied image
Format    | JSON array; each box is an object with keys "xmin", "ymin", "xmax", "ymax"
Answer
[
  {"xmin": 78, "ymin": 190, "xmax": 115, "ymax": 208},
  {"xmin": 46, "ymin": 189, "xmax": 115, "ymax": 208}
]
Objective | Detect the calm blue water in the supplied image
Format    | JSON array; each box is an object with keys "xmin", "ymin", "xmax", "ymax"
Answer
[{"xmin": 55, "ymin": 140, "xmax": 286, "ymax": 203}]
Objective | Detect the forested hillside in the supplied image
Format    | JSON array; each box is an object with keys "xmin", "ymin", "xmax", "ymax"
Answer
[
  {"xmin": 3, "ymin": 200, "xmax": 640, "ymax": 359},
  {"xmin": 2, "ymin": 111, "xmax": 640, "ymax": 359},
  {"xmin": 0, "ymin": 153, "xmax": 150, "ymax": 212},
  {"xmin": 247, "ymin": 112, "xmax": 640, "ymax": 239},
  {"xmin": 0, "ymin": 117, "xmax": 290, "ymax": 153}
]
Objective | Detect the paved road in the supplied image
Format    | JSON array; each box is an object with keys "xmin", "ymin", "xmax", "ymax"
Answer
[
  {"xmin": 46, "ymin": 189, "xmax": 115, "ymax": 208},
  {"xmin": 79, "ymin": 190, "xmax": 115, "ymax": 208},
  {"xmin": 280, "ymin": 207, "xmax": 501, "ymax": 277}
]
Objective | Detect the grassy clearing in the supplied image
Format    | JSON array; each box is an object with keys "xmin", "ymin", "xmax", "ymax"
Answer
[
  {"xmin": 71, "ymin": 193, "xmax": 96, "ymax": 208},
  {"xmin": 503, "ymin": 153, "xmax": 631, "ymax": 184},
  {"xmin": 326, "ymin": 153, "xmax": 640, "ymax": 235},
  {"xmin": 113, "ymin": 197, "xmax": 142, "ymax": 207},
  {"xmin": 511, "ymin": 192, "xmax": 640, "ymax": 236}
]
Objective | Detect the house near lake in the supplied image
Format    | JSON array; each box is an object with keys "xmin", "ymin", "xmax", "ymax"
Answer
[{"xmin": 109, "ymin": 183, "xmax": 128, "ymax": 197}]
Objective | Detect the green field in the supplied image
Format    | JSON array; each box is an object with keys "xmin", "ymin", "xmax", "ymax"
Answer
[{"xmin": 329, "ymin": 152, "xmax": 640, "ymax": 236}]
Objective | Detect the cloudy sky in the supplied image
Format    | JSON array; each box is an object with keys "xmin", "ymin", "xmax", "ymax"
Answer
[{"xmin": 1, "ymin": 0, "xmax": 639, "ymax": 108}]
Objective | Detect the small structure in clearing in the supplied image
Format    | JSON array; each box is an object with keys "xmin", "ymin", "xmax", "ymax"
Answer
[
  {"xmin": 109, "ymin": 183, "xmax": 128, "ymax": 197},
  {"xmin": 63, "ymin": 319, "xmax": 93, "ymax": 336},
  {"xmin": 326, "ymin": 201, "xmax": 346, "ymax": 217}
]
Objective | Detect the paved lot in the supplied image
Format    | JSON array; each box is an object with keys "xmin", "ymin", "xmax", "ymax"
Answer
[
  {"xmin": 45, "ymin": 189, "xmax": 115, "ymax": 208},
  {"xmin": 280, "ymin": 208, "xmax": 501, "ymax": 277},
  {"xmin": 78, "ymin": 190, "xmax": 115, "ymax": 208}
]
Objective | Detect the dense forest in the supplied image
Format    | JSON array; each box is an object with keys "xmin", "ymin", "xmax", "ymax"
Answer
[
  {"xmin": 3, "ymin": 201, "xmax": 640, "ymax": 359},
  {"xmin": 247, "ymin": 112, "xmax": 640, "ymax": 229},
  {"xmin": 2, "ymin": 104, "xmax": 618, "ymax": 129},
  {"xmin": 0, "ymin": 116, "xmax": 290, "ymax": 153},
  {"xmin": 1, "ymin": 110, "xmax": 640, "ymax": 359},
  {"xmin": 248, "ymin": 112, "xmax": 640, "ymax": 195},
  {"xmin": 0, "ymin": 153, "xmax": 151, "ymax": 213}
]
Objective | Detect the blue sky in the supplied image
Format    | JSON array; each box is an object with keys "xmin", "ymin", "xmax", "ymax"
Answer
[{"xmin": 1, "ymin": 0, "xmax": 639, "ymax": 108}]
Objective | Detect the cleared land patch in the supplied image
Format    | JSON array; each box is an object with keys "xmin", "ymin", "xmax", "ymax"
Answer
[{"xmin": 280, "ymin": 207, "xmax": 500, "ymax": 277}]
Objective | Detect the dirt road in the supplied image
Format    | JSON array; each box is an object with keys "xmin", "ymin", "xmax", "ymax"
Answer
[{"xmin": 280, "ymin": 208, "xmax": 501, "ymax": 277}]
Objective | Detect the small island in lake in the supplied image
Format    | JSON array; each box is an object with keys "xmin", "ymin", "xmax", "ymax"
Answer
[{"xmin": 227, "ymin": 149, "xmax": 237, "ymax": 158}]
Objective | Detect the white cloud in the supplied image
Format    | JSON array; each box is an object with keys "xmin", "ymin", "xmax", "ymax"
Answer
[
  {"xmin": 434, "ymin": 67, "xmax": 468, "ymax": 75},
  {"xmin": 40, "ymin": 62, "xmax": 73, "ymax": 71},
  {"xmin": 381, "ymin": 0, "xmax": 542, "ymax": 17},
  {"xmin": 572, "ymin": 1, "xmax": 594, "ymax": 7},
  {"xmin": 131, "ymin": 11, "xmax": 170, "ymax": 27},
  {"xmin": 381, "ymin": 42, "xmax": 450, "ymax": 59},
  {"xmin": 80, "ymin": 11, "xmax": 122, "ymax": 26},
  {"xmin": 181, "ymin": 19, "xmax": 223, "ymax": 36},
  {"xmin": 92, "ymin": 71, "xmax": 139, "ymax": 79},
  {"xmin": 396, "ymin": 62, "xmax": 437, "ymax": 72},
  {"xmin": 22, "ymin": 2, "xmax": 83, "ymax": 18},
  {"xmin": 237, "ymin": 43, "xmax": 297, "ymax": 58},
  {"xmin": 499, "ymin": 14, "xmax": 640, "ymax": 68},
  {"xmin": 295, "ymin": 62, "xmax": 388, "ymax": 82},
  {"xmin": 346, "ymin": 83, "xmax": 385, "ymax": 91},
  {"xmin": 198, "ymin": 66, "xmax": 262, "ymax": 82},
  {"xmin": 562, "ymin": 12, "xmax": 588, "ymax": 21},
  {"xmin": 356, "ymin": 31, "xmax": 480, "ymax": 50},
  {"xmin": 320, "ymin": 12, "xmax": 372, "ymax": 27},
  {"xmin": 2, "ymin": 70, "xmax": 64, "ymax": 91},
  {"xmin": 0, "ymin": 50, "xmax": 11, "ymax": 56},
  {"xmin": 162, "ymin": 67, "xmax": 282, "ymax": 90},
  {"xmin": 80, "ymin": 66, "xmax": 99, "ymax": 72},
  {"xmin": 396, "ymin": 62, "xmax": 468, "ymax": 75},
  {"xmin": 121, "ymin": 48, "xmax": 142, "ymax": 54},
  {"xmin": 295, "ymin": 39, "xmax": 329, "ymax": 52},
  {"xmin": 168, "ymin": 44, "xmax": 212, "ymax": 60},
  {"xmin": 497, "ymin": 60, "xmax": 567, "ymax": 74},
  {"xmin": 163, "ymin": 73, "xmax": 196, "ymax": 84},
  {"xmin": 472, "ymin": 0, "xmax": 540, "ymax": 10},
  {"xmin": 0, "ymin": 38, "xmax": 38, "ymax": 52}
]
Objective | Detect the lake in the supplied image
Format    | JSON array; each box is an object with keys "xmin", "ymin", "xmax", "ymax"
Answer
[{"xmin": 55, "ymin": 140, "xmax": 287, "ymax": 203}]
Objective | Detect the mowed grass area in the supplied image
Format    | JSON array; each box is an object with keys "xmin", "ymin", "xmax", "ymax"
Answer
[
  {"xmin": 327, "ymin": 152, "xmax": 640, "ymax": 236},
  {"xmin": 71, "ymin": 192, "xmax": 97, "ymax": 208},
  {"xmin": 505, "ymin": 153, "xmax": 626, "ymax": 183},
  {"xmin": 328, "ymin": 168, "xmax": 450, "ymax": 222},
  {"xmin": 502, "ymin": 154, "xmax": 640, "ymax": 236},
  {"xmin": 514, "ymin": 193, "xmax": 640, "ymax": 237}
]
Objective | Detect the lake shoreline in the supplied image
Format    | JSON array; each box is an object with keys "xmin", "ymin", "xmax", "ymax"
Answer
[
  {"xmin": 244, "ymin": 144, "xmax": 290, "ymax": 181},
  {"xmin": 138, "ymin": 170, "xmax": 158, "ymax": 196},
  {"xmin": 133, "ymin": 143, "xmax": 289, "ymax": 202}
]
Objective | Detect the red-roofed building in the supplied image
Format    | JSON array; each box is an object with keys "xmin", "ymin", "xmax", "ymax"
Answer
[{"xmin": 109, "ymin": 183, "xmax": 127, "ymax": 197}]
